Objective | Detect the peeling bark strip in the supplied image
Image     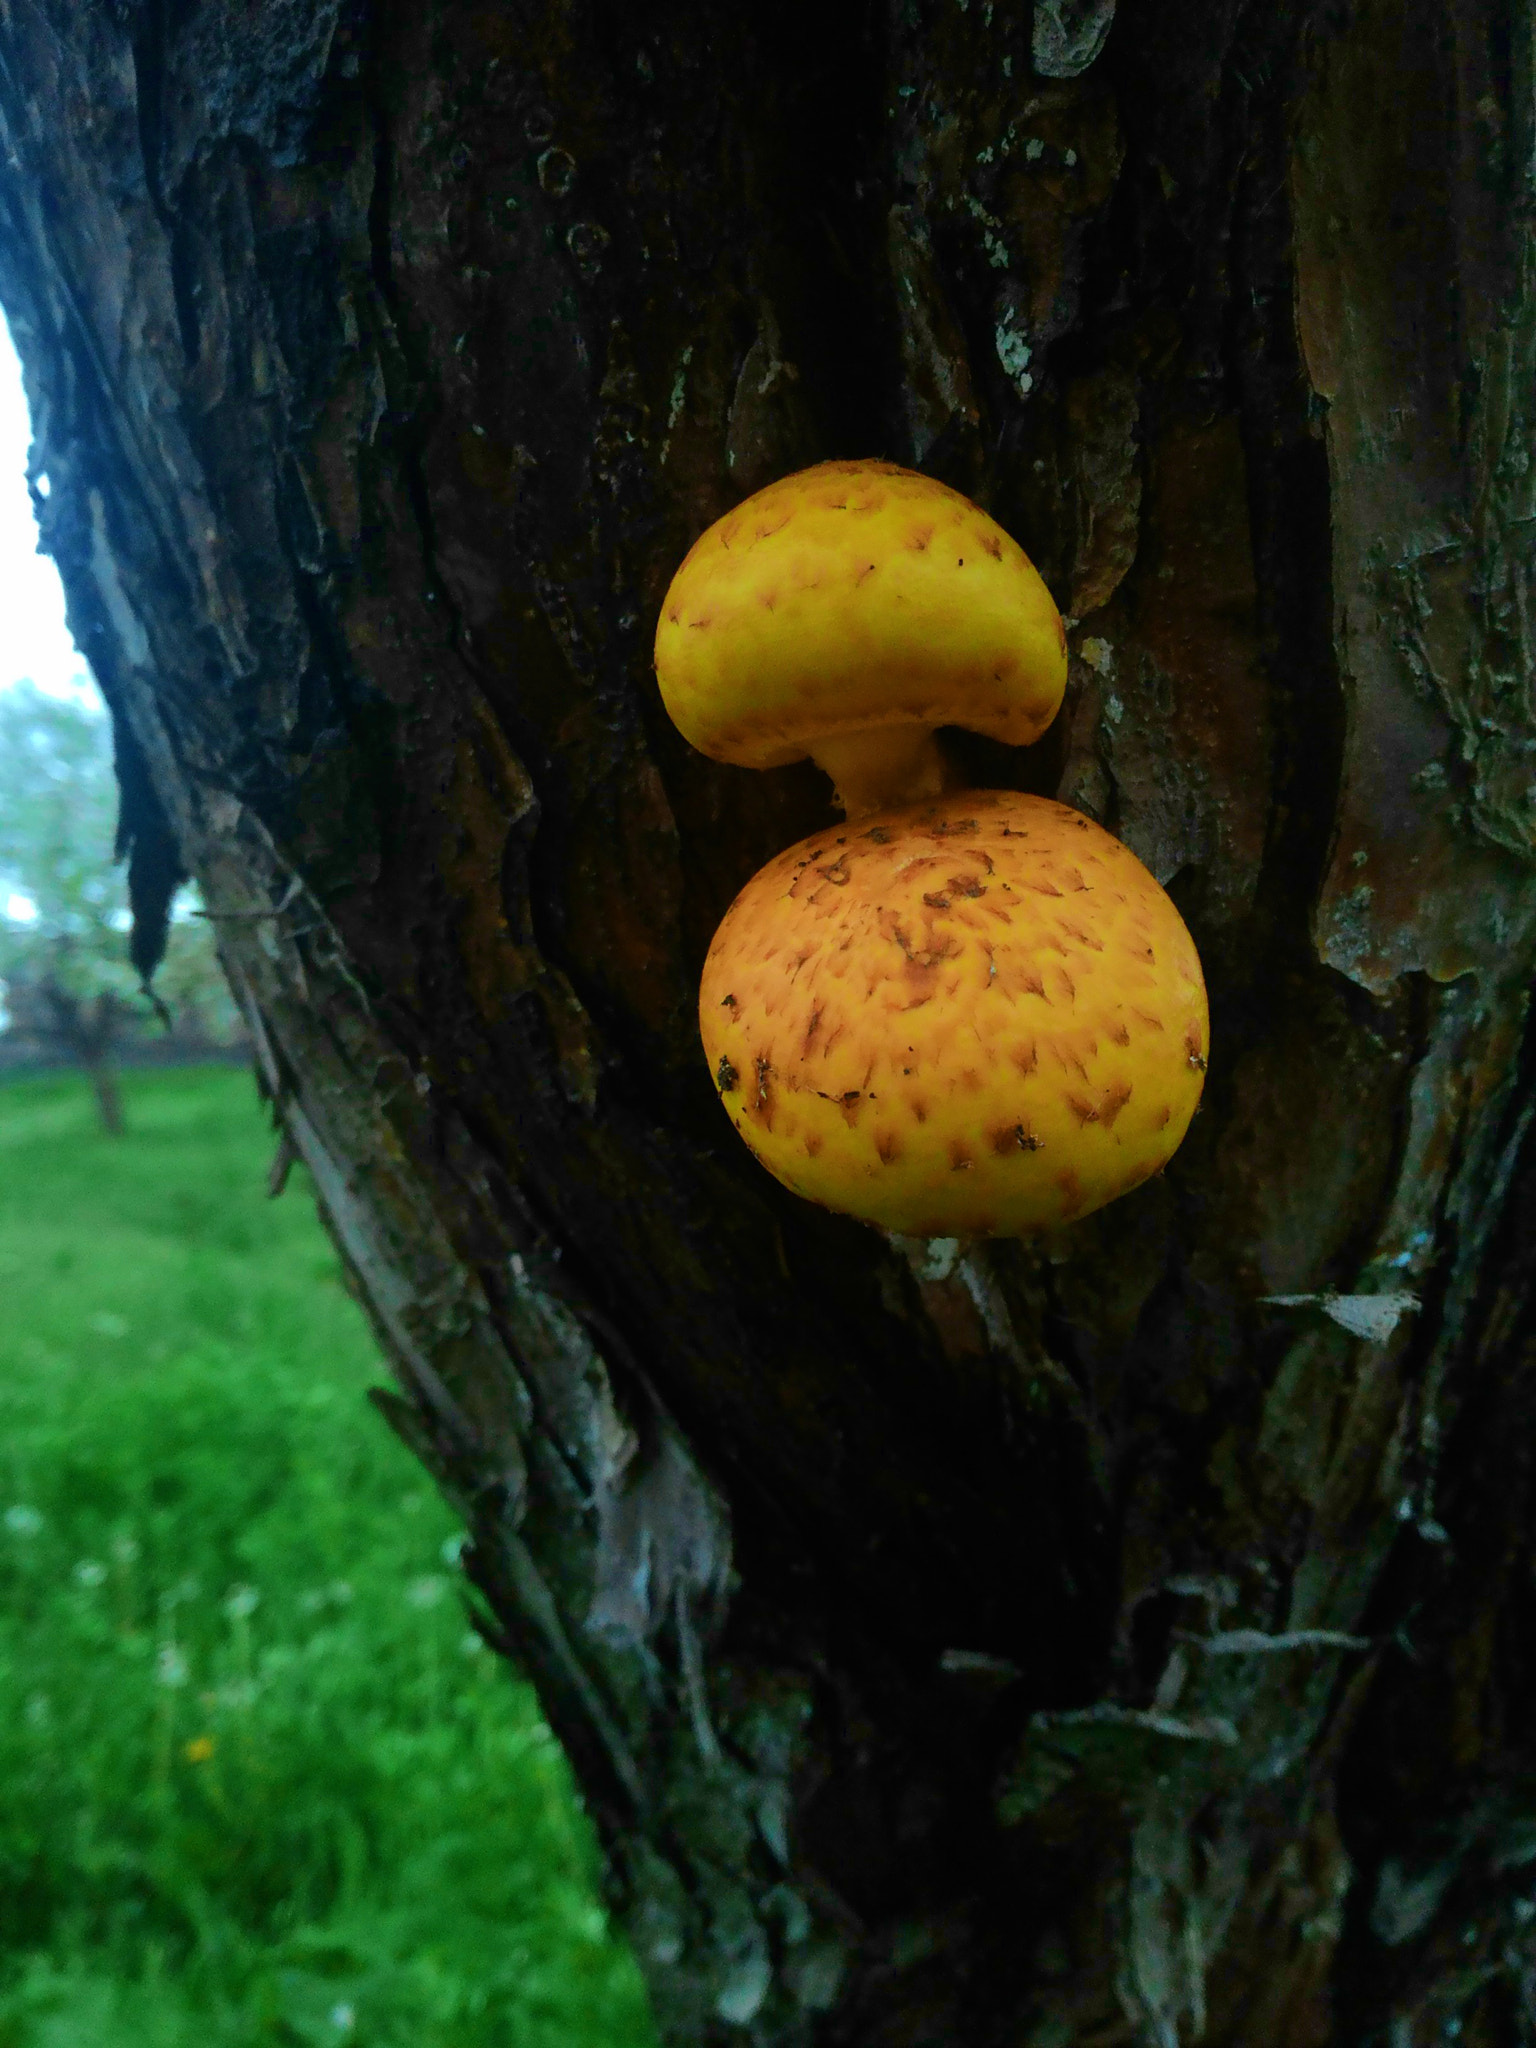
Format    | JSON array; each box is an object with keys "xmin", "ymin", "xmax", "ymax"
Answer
[{"xmin": 3, "ymin": 1, "xmax": 1536, "ymax": 2040}]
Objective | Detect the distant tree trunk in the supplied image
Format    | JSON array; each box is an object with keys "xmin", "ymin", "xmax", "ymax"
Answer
[
  {"xmin": 40, "ymin": 978, "xmax": 126, "ymax": 1136},
  {"xmin": 4, "ymin": 3, "xmax": 1536, "ymax": 2040},
  {"xmin": 85, "ymin": 1057, "xmax": 125, "ymax": 1139}
]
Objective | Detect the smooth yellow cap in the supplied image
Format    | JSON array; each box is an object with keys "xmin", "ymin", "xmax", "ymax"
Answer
[
  {"xmin": 700, "ymin": 791, "xmax": 1208, "ymax": 1238},
  {"xmin": 656, "ymin": 460, "xmax": 1066, "ymax": 769}
]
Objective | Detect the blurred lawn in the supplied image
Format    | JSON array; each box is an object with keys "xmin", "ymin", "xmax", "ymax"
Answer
[{"xmin": 0, "ymin": 1066, "xmax": 654, "ymax": 2048}]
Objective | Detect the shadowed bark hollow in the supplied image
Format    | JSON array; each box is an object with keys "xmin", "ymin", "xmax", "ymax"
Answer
[{"xmin": 3, "ymin": 1, "xmax": 1536, "ymax": 2039}]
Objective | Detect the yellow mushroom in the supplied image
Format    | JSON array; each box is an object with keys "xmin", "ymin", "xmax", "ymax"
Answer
[
  {"xmin": 700, "ymin": 791, "xmax": 1207, "ymax": 1238},
  {"xmin": 655, "ymin": 459, "xmax": 1067, "ymax": 818}
]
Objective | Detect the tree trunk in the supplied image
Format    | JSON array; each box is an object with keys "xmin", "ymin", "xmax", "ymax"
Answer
[
  {"xmin": 38, "ymin": 975, "xmax": 127, "ymax": 1134},
  {"xmin": 82, "ymin": 991, "xmax": 129, "ymax": 1135},
  {"xmin": 85, "ymin": 1058, "xmax": 126, "ymax": 1138},
  {"xmin": 3, "ymin": 2, "xmax": 1535, "ymax": 2039}
]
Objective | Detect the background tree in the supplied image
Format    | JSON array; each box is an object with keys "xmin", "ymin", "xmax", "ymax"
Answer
[
  {"xmin": 0, "ymin": 1, "xmax": 1533, "ymax": 2040},
  {"xmin": 0, "ymin": 683, "xmax": 240, "ymax": 1128}
]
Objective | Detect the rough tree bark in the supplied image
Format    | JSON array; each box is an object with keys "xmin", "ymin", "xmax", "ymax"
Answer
[{"xmin": 3, "ymin": 1, "xmax": 1535, "ymax": 2039}]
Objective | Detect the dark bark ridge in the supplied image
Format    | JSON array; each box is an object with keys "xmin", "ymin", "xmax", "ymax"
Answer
[{"xmin": 3, "ymin": 0, "xmax": 1536, "ymax": 2039}]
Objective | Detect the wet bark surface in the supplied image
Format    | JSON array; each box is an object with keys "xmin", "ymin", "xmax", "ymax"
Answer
[{"xmin": 3, "ymin": 0, "xmax": 1536, "ymax": 2039}]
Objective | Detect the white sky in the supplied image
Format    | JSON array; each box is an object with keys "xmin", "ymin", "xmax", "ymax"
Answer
[
  {"xmin": 0, "ymin": 324, "xmax": 203, "ymax": 941},
  {"xmin": 0, "ymin": 315, "xmax": 95, "ymax": 706}
]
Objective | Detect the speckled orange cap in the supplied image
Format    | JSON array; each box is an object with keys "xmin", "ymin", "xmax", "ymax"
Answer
[
  {"xmin": 700, "ymin": 790, "xmax": 1207, "ymax": 1238},
  {"xmin": 655, "ymin": 460, "xmax": 1066, "ymax": 816}
]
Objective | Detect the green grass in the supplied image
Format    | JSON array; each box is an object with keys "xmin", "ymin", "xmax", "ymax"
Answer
[{"xmin": 0, "ymin": 1067, "xmax": 655, "ymax": 2047}]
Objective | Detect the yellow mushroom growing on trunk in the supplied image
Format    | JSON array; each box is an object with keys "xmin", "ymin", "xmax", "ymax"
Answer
[
  {"xmin": 699, "ymin": 792, "xmax": 1207, "ymax": 1238},
  {"xmin": 655, "ymin": 459, "xmax": 1067, "ymax": 818},
  {"xmin": 655, "ymin": 459, "xmax": 1208, "ymax": 1236}
]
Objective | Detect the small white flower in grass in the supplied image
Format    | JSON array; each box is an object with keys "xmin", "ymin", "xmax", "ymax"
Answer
[
  {"xmin": 224, "ymin": 1584, "xmax": 259, "ymax": 1620},
  {"xmin": 74, "ymin": 1559, "xmax": 106, "ymax": 1587},
  {"xmin": 5, "ymin": 1505, "xmax": 42, "ymax": 1537},
  {"xmin": 303, "ymin": 1579, "xmax": 354, "ymax": 1613},
  {"xmin": 441, "ymin": 1533, "xmax": 467, "ymax": 1568},
  {"xmin": 156, "ymin": 1644, "xmax": 189, "ymax": 1688},
  {"xmin": 459, "ymin": 1631, "xmax": 487, "ymax": 1658},
  {"xmin": 301, "ymin": 1572, "xmax": 352, "ymax": 1605},
  {"xmin": 111, "ymin": 1533, "xmax": 139, "ymax": 1565},
  {"xmin": 405, "ymin": 1574, "xmax": 446, "ymax": 1609},
  {"xmin": 329, "ymin": 2006, "xmax": 355, "ymax": 2034}
]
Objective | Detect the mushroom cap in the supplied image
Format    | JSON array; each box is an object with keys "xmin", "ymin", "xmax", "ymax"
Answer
[
  {"xmin": 655, "ymin": 460, "xmax": 1066, "ymax": 769},
  {"xmin": 700, "ymin": 791, "xmax": 1208, "ymax": 1238}
]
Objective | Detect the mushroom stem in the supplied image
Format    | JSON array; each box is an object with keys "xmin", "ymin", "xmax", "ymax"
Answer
[{"xmin": 809, "ymin": 726, "xmax": 951, "ymax": 820}]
